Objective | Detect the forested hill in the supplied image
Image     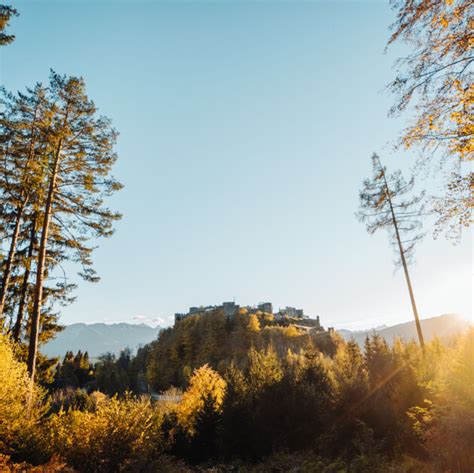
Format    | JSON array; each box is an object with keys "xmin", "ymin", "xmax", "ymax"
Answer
[
  {"xmin": 42, "ymin": 313, "xmax": 469, "ymax": 360},
  {"xmin": 144, "ymin": 310, "xmax": 340, "ymax": 391},
  {"xmin": 42, "ymin": 323, "xmax": 161, "ymax": 358},
  {"xmin": 338, "ymin": 313, "xmax": 469, "ymax": 346}
]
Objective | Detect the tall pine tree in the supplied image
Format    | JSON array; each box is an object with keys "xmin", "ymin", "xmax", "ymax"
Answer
[{"xmin": 26, "ymin": 72, "xmax": 122, "ymax": 381}]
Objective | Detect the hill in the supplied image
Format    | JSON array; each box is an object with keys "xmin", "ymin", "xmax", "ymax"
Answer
[
  {"xmin": 42, "ymin": 322, "xmax": 161, "ymax": 359},
  {"xmin": 337, "ymin": 313, "xmax": 470, "ymax": 346},
  {"xmin": 41, "ymin": 313, "xmax": 470, "ymax": 361}
]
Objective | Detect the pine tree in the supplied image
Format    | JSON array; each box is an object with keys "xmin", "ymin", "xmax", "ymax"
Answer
[
  {"xmin": 357, "ymin": 154, "xmax": 426, "ymax": 350},
  {"xmin": 0, "ymin": 84, "xmax": 49, "ymax": 323},
  {"xmin": 24, "ymin": 72, "xmax": 122, "ymax": 381}
]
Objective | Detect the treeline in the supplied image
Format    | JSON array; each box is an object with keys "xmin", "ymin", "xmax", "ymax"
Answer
[
  {"xmin": 51, "ymin": 348, "xmax": 146, "ymax": 399},
  {"xmin": 44, "ymin": 309, "xmax": 336, "ymax": 397},
  {"xmin": 50, "ymin": 309, "xmax": 339, "ymax": 397},
  {"xmin": 1, "ymin": 320, "xmax": 473, "ymax": 472}
]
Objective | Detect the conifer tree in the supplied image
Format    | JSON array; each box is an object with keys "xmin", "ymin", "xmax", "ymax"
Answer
[
  {"xmin": 357, "ymin": 154, "xmax": 426, "ymax": 350},
  {"xmin": 0, "ymin": 84, "xmax": 49, "ymax": 322},
  {"xmin": 25, "ymin": 72, "xmax": 122, "ymax": 381}
]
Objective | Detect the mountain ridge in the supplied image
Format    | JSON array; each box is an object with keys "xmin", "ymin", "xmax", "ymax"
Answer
[
  {"xmin": 337, "ymin": 313, "xmax": 470, "ymax": 346},
  {"xmin": 42, "ymin": 322, "xmax": 162, "ymax": 359}
]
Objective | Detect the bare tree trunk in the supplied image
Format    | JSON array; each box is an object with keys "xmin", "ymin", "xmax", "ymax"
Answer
[
  {"xmin": 27, "ymin": 144, "xmax": 62, "ymax": 380},
  {"xmin": 12, "ymin": 216, "xmax": 36, "ymax": 342},
  {"xmin": 380, "ymin": 163, "xmax": 425, "ymax": 351}
]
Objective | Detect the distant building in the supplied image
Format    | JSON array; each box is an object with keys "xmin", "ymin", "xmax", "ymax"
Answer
[
  {"xmin": 278, "ymin": 306, "xmax": 306, "ymax": 319},
  {"xmin": 175, "ymin": 301, "xmax": 240, "ymax": 323},
  {"xmin": 258, "ymin": 302, "xmax": 273, "ymax": 314},
  {"xmin": 222, "ymin": 301, "xmax": 240, "ymax": 317},
  {"xmin": 175, "ymin": 300, "xmax": 320, "ymax": 327}
]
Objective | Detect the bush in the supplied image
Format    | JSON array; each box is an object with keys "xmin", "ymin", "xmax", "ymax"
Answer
[
  {"xmin": 0, "ymin": 334, "xmax": 48, "ymax": 464},
  {"xmin": 48, "ymin": 394, "xmax": 165, "ymax": 472}
]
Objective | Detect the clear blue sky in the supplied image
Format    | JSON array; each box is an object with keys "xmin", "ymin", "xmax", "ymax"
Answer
[{"xmin": 1, "ymin": 0, "xmax": 471, "ymax": 329}]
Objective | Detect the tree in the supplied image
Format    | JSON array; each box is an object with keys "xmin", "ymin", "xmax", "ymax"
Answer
[
  {"xmin": 387, "ymin": 0, "xmax": 473, "ymax": 239},
  {"xmin": 0, "ymin": 4, "xmax": 18, "ymax": 46},
  {"xmin": 247, "ymin": 345, "xmax": 283, "ymax": 394},
  {"xmin": 0, "ymin": 84, "xmax": 49, "ymax": 323},
  {"xmin": 408, "ymin": 329, "xmax": 474, "ymax": 470},
  {"xmin": 357, "ymin": 154, "xmax": 426, "ymax": 350},
  {"xmin": 16, "ymin": 72, "xmax": 122, "ymax": 381},
  {"xmin": 177, "ymin": 364, "xmax": 227, "ymax": 436},
  {"xmin": 248, "ymin": 313, "xmax": 261, "ymax": 332},
  {"xmin": 0, "ymin": 81, "xmax": 84, "ymax": 353}
]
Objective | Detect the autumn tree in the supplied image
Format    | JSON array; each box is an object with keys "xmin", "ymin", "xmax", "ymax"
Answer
[
  {"xmin": 0, "ymin": 4, "xmax": 17, "ymax": 46},
  {"xmin": 388, "ymin": 0, "xmax": 473, "ymax": 239},
  {"xmin": 176, "ymin": 365, "xmax": 227, "ymax": 461},
  {"xmin": 357, "ymin": 154, "xmax": 426, "ymax": 349},
  {"xmin": 248, "ymin": 313, "xmax": 261, "ymax": 332}
]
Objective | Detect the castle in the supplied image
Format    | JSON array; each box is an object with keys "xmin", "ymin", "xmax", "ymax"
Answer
[{"xmin": 174, "ymin": 301, "xmax": 323, "ymax": 330}]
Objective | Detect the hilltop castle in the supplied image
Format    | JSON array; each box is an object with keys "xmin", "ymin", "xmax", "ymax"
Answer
[{"xmin": 174, "ymin": 301, "xmax": 324, "ymax": 330}]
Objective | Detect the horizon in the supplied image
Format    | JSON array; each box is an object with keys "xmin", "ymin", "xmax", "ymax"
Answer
[
  {"xmin": 2, "ymin": 0, "xmax": 472, "ymax": 331},
  {"xmin": 65, "ymin": 310, "xmax": 471, "ymax": 332}
]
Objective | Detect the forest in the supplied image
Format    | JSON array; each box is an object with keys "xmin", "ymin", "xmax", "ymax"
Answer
[
  {"xmin": 1, "ymin": 310, "xmax": 473, "ymax": 471},
  {"xmin": 0, "ymin": 0, "xmax": 472, "ymax": 472}
]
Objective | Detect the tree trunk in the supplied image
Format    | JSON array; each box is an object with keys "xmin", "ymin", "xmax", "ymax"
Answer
[
  {"xmin": 380, "ymin": 164, "xmax": 425, "ymax": 351},
  {"xmin": 12, "ymin": 216, "xmax": 36, "ymax": 342},
  {"xmin": 0, "ymin": 204, "xmax": 24, "ymax": 322},
  {"xmin": 0, "ymin": 104, "xmax": 40, "ymax": 324},
  {"xmin": 27, "ymin": 143, "xmax": 62, "ymax": 380}
]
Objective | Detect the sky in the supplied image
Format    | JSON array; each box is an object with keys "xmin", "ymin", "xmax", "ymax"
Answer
[{"xmin": 1, "ymin": 0, "xmax": 472, "ymax": 330}]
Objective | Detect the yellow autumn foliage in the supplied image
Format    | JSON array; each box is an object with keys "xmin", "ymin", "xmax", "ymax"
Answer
[
  {"xmin": 47, "ymin": 394, "xmax": 164, "ymax": 472},
  {"xmin": 177, "ymin": 364, "xmax": 227, "ymax": 435},
  {"xmin": 0, "ymin": 333, "xmax": 46, "ymax": 459}
]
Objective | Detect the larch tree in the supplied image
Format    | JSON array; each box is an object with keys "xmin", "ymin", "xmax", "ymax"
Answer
[
  {"xmin": 357, "ymin": 154, "xmax": 426, "ymax": 350},
  {"xmin": 387, "ymin": 0, "xmax": 473, "ymax": 240},
  {"xmin": 26, "ymin": 72, "xmax": 122, "ymax": 381}
]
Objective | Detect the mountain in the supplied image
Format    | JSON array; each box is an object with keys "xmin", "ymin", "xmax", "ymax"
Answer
[
  {"xmin": 337, "ymin": 313, "xmax": 470, "ymax": 346},
  {"xmin": 42, "ymin": 323, "xmax": 161, "ymax": 359}
]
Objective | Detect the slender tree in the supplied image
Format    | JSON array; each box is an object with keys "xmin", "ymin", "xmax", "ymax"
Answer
[
  {"xmin": 26, "ymin": 72, "xmax": 122, "ymax": 381},
  {"xmin": 11, "ymin": 215, "xmax": 37, "ymax": 341},
  {"xmin": 0, "ymin": 85, "xmax": 49, "ymax": 323},
  {"xmin": 387, "ymin": 0, "xmax": 473, "ymax": 240},
  {"xmin": 357, "ymin": 154, "xmax": 426, "ymax": 350}
]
